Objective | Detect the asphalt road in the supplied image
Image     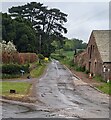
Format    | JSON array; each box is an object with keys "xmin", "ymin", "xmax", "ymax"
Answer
[{"xmin": 1, "ymin": 60, "xmax": 110, "ymax": 119}]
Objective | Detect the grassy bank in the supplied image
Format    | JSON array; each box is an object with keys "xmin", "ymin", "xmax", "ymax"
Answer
[
  {"xmin": 30, "ymin": 63, "xmax": 46, "ymax": 78},
  {"xmin": 93, "ymin": 75, "xmax": 111, "ymax": 95},
  {"xmin": 51, "ymin": 50, "xmax": 74, "ymax": 65},
  {"xmin": 0, "ymin": 82, "xmax": 32, "ymax": 98},
  {"xmin": 96, "ymin": 82, "xmax": 111, "ymax": 95}
]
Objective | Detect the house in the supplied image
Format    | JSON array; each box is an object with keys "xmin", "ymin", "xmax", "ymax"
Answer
[{"xmin": 74, "ymin": 30, "xmax": 111, "ymax": 81}]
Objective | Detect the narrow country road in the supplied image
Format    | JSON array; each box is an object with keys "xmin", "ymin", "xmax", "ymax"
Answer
[{"xmin": 2, "ymin": 60, "xmax": 110, "ymax": 119}]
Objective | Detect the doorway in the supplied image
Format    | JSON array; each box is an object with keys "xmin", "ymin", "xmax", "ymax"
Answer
[{"xmin": 89, "ymin": 62, "xmax": 91, "ymax": 72}]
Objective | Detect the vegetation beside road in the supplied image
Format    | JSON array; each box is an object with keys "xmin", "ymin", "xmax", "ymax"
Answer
[
  {"xmin": 93, "ymin": 75, "xmax": 111, "ymax": 95},
  {"xmin": 30, "ymin": 63, "xmax": 46, "ymax": 78},
  {"xmin": 1, "ymin": 54, "xmax": 48, "ymax": 79},
  {"xmin": 1, "ymin": 63, "xmax": 29, "ymax": 79},
  {"xmin": 30, "ymin": 54, "xmax": 48, "ymax": 78},
  {"xmin": 1, "ymin": 57, "xmax": 48, "ymax": 102},
  {"xmin": 0, "ymin": 82, "xmax": 32, "ymax": 100},
  {"xmin": 96, "ymin": 82, "xmax": 111, "ymax": 95}
]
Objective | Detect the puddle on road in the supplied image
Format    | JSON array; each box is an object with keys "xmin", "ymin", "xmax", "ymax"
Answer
[
  {"xmin": 58, "ymin": 67, "xmax": 66, "ymax": 70},
  {"xmin": 19, "ymin": 108, "xmax": 51, "ymax": 114},
  {"xmin": 58, "ymin": 83, "xmax": 66, "ymax": 86}
]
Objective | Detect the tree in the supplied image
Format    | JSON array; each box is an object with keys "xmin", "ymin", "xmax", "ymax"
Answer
[
  {"xmin": 2, "ymin": 13, "xmax": 16, "ymax": 42},
  {"xmin": 8, "ymin": 2, "xmax": 68, "ymax": 56},
  {"xmin": 61, "ymin": 38, "xmax": 87, "ymax": 51},
  {"xmin": 2, "ymin": 13, "xmax": 38, "ymax": 53}
]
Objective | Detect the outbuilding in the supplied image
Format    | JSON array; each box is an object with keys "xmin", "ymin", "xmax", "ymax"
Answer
[{"xmin": 85, "ymin": 30, "xmax": 111, "ymax": 81}]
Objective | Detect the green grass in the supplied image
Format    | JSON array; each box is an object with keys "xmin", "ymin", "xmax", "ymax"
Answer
[
  {"xmin": 96, "ymin": 82, "xmax": 111, "ymax": 95},
  {"xmin": 51, "ymin": 50, "xmax": 74, "ymax": 64},
  {"xmin": 51, "ymin": 50, "xmax": 74, "ymax": 60},
  {"xmin": 93, "ymin": 75, "xmax": 104, "ymax": 82},
  {"xmin": 93, "ymin": 75, "xmax": 111, "ymax": 95},
  {"xmin": 29, "ymin": 61, "xmax": 38, "ymax": 68},
  {"xmin": 30, "ymin": 64, "xmax": 46, "ymax": 78},
  {"xmin": 51, "ymin": 51, "xmax": 75, "ymax": 70},
  {"xmin": 0, "ymin": 82, "xmax": 32, "ymax": 96},
  {"xmin": 63, "ymin": 51, "xmax": 74, "ymax": 59}
]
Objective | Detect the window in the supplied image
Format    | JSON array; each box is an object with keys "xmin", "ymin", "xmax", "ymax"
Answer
[
  {"xmin": 88, "ymin": 47, "xmax": 90, "ymax": 54},
  {"xmin": 95, "ymin": 62, "xmax": 97, "ymax": 70},
  {"xmin": 90, "ymin": 45, "xmax": 92, "ymax": 59},
  {"xmin": 93, "ymin": 45, "xmax": 94, "ymax": 53}
]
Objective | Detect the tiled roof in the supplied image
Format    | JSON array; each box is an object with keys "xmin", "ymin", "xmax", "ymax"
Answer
[{"xmin": 92, "ymin": 30, "xmax": 111, "ymax": 62}]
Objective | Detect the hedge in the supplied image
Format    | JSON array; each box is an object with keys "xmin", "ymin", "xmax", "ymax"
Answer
[
  {"xmin": 2, "ymin": 64, "xmax": 29, "ymax": 75},
  {"xmin": 2, "ymin": 52, "xmax": 37, "ymax": 64}
]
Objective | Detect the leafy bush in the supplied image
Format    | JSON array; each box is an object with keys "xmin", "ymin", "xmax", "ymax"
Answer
[
  {"xmin": 38, "ymin": 54, "xmax": 45, "ymax": 65},
  {"xmin": 69, "ymin": 60, "xmax": 75, "ymax": 67},
  {"xmin": 51, "ymin": 54, "xmax": 60, "ymax": 60},
  {"xmin": 51, "ymin": 53, "xmax": 66, "ymax": 60},
  {"xmin": 85, "ymin": 70, "xmax": 90, "ymax": 74},
  {"xmin": 59, "ymin": 54, "xmax": 66, "ymax": 59},
  {"xmin": 18, "ymin": 53, "xmax": 37, "ymax": 64},
  {"xmin": 2, "ymin": 52, "xmax": 37, "ymax": 64},
  {"xmin": 2, "ymin": 74, "xmax": 21, "ymax": 79},
  {"xmin": 75, "ymin": 66, "xmax": 85, "ymax": 72},
  {"xmin": 2, "ymin": 64, "xmax": 29, "ymax": 75},
  {"xmin": 38, "ymin": 54, "xmax": 45, "ymax": 60}
]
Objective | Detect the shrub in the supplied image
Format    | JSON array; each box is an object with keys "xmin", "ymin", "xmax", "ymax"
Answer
[
  {"xmin": 2, "ymin": 74, "xmax": 21, "ymax": 79},
  {"xmin": 77, "ymin": 66, "xmax": 84, "ymax": 72},
  {"xmin": 2, "ymin": 64, "xmax": 29, "ymax": 75},
  {"xmin": 51, "ymin": 54, "xmax": 60, "ymax": 60},
  {"xmin": 85, "ymin": 70, "xmax": 90, "ymax": 74},
  {"xmin": 51, "ymin": 53, "xmax": 66, "ymax": 61},
  {"xmin": 2, "ymin": 52, "xmax": 37, "ymax": 64},
  {"xmin": 69, "ymin": 60, "xmax": 75, "ymax": 67},
  {"xmin": 59, "ymin": 54, "xmax": 66, "ymax": 59},
  {"xmin": 38, "ymin": 54, "xmax": 45, "ymax": 64},
  {"xmin": 2, "ymin": 51, "xmax": 19, "ymax": 64},
  {"xmin": 18, "ymin": 53, "xmax": 37, "ymax": 64},
  {"xmin": 38, "ymin": 54, "xmax": 45, "ymax": 60},
  {"xmin": 74, "ymin": 65, "xmax": 85, "ymax": 72}
]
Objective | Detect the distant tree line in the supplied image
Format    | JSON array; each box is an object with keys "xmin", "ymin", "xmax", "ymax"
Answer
[
  {"xmin": 2, "ymin": 2, "xmax": 68, "ymax": 57},
  {"xmin": 52, "ymin": 38, "xmax": 87, "ymax": 51}
]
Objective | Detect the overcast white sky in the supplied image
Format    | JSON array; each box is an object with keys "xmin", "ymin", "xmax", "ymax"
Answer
[{"xmin": 1, "ymin": 0, "xmax": 110, "ymax": 43}]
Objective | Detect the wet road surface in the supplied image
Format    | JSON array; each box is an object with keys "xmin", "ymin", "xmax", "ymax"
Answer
[{"xmin": 2, "ymin": 60, "xmax": 110, "ymax": 119}]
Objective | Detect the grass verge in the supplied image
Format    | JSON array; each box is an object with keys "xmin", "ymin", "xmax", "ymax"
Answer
[
  {"xmin": 92, "ymin": 75, "xmax": 111, "ymax": 95},
  {"xmin": 93, "ymin": 75, "xmax": 104, "ymax": 82},
  {"xmin": 96, "ymin": 82, "xmax": 111, "ymax": 95},
  {"xmin": 30, "ymin": 64, "xmax": 46, "ymax": 78},
  {"xmin": 0, "ymin": 82, "xmax": 32, "ymax": 101}
]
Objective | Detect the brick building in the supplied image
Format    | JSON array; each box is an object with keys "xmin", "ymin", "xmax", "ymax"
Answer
[
  {"xmin": 74, "ymin": 30, "xmax": 111, "ymax": 81},
  {"xmin": 74, "ymin": 50, "xmax": 87, "ymax": 68},
  {"xmin": 86, "ymin": 30, "xmax": 111, "ymax": 81}
]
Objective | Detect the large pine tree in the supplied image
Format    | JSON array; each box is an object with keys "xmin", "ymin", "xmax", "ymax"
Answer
[{"xmin": 3, "ymin": 2, "xmax": 68, "ymax": 56}]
